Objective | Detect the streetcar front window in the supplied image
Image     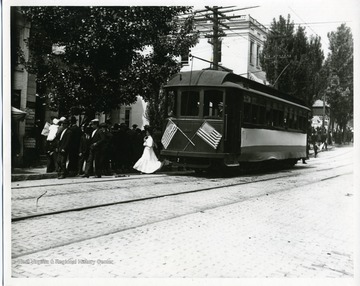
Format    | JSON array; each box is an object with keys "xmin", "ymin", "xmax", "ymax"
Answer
[
  {"xmin": 203, "ymin": 90, "xmax": 223, "ymax": 118},
  {"xmin": 166, "ymin": 90, "xmax": 176, "ymax": 117},
  {"xmin": 180, "ymin": 90, "xmax": 200, "ymax": 116}
]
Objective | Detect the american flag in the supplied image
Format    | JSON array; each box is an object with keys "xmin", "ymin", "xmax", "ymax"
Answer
[
  {"xmin": 196, "ymin": 122, "xmax": 222, "ymax": 149},
  {"xmin": 161, "ymin": 120, "xmax": 178, "ymax": 149}
]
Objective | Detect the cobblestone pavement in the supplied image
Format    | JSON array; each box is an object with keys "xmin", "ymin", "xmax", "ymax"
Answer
[
  {"xmin": 11, "ymin": 148, "xmax": 352, "ymax": 218},
  {"xmin": 11, "ymin": 163, "xmax": 352, "ymax": 258},
  {"xmin": 7, "ymin": 147, "xmax": 357, "ymax": 281},
  {"xmin": 11, "ymin": 174, "xmax": 202, "ymax": 218}
]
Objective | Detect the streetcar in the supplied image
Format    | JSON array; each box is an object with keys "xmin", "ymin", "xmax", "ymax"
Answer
[{"xmin": 160, "ymin": 69, "xmax": 310, "ymax": 171}]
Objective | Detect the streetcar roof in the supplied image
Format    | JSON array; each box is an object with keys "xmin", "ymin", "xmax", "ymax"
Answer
[
  {"xmin": 165, "ymin": 70, "xmax": 229, "ymax": 87},
  {"xmin": 165, "ymin": 70, "xmax": 310, "ymax": 111}
]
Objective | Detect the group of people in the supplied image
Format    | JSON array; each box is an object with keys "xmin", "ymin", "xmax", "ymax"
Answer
[{"xmin": 43, "ymin": 116, "xmax": 163, "ymax": 179}]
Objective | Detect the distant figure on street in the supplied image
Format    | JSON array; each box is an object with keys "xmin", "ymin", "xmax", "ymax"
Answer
[
  {"xmin": 313, "ymin": 142, "xmax": 318, "ymax": 158},
  {"xmin": 57, "ymin": 119, "xmax": 72, "ymax": 179},
  {"xmin": 302, "ymin": 143, "xmax": 310, "ymax": 164},
  {"xmin": 133, "ymin": 127, "xmax": 163, "ymax": 174}
]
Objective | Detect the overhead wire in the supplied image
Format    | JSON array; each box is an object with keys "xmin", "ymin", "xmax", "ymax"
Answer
[
  {"xmin": 181, "ymin": 6, "xmax": 346, "ymax": 70},
  {"xmin": 183, "ymin": 7, "xmax": 266, "ymax": 71}
]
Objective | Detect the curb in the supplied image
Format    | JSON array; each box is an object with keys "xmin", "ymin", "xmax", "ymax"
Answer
[
  {"xmin": 11, "ymin": 146, "xmax": 344, "ymax": 182},
  {"xmin": 11, "ymin": 173, "xmax": 59, "ymax": 182}
]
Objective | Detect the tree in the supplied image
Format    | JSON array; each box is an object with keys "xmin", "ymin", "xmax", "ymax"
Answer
[
  {"xmin": 324, "ymin": 24, "xmax": 353, "ymax": 142},
  {"xmin": 325, "ymin": 75, "xmax": 351, "ymax": 137},
  {"xmin": 260, "ymin": 15, "xmax": 325, "ymax": 107},
  {"xmin": 260, "ymin": 15, "xmax": 295, "ymax": 92},
  {"xmin": 117, "ymin": 14, "xmax": 198, "ymax": 128},
  {"xmin": 19, "ymin": 6, "xmax": 198, "ymax": 119}
]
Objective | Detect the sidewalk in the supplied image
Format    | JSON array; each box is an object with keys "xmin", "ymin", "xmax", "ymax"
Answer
[
  {"xmin": 10, "ymin": 144, "xmax": 341, "ymax": 182},
  {"xmin": 11, "ymin": 167, "xmax": 58, "ymax": 182}
]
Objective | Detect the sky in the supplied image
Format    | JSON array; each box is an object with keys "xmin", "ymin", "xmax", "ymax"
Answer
[
  {"xmin": 190, "ymin": 0, "xmax": 358, "ymax": 57},
  {"xmin": 7, "ymin": 0, "xmax": 358, "ymax": 57},
  {"xmin": 240, "ymin": 0, "xmax": 358, "ymax": 56}
]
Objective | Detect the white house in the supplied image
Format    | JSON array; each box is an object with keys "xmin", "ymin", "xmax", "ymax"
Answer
[
  {"xmin": 105, "ymin": 95, "xmax": 149, "ymax": 129},
  {"xmin": 181, "ymin": 14, "xmax": 268, "ymax": 83}
]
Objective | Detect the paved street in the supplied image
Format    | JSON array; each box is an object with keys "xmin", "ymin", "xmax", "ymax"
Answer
[{"xmin": 6, "ymin": 146, "xmax": 357, "ymax": 284}]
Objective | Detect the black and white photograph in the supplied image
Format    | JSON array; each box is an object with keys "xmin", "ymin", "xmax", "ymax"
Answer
[{"xmin": 2, "ymin": 0, "xmax": 359, "ymax": 285}]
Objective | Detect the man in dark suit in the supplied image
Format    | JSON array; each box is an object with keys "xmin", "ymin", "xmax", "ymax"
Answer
[
  {"xmin": 83, "ymin": 119, "xmax": 105, "ymax": 178},
  {"xmin": 57, "ymin": 119, "xmax": 72, "ymax": 179},
  {"xmin": 78, "ymin": 126, "xmax": 93, "ymax": 175},
  {"xmin": 100, "ymin": 122, "xmax": 113, "ymax": 175},
  {"xmin": 67, "ymin": 116, "xmax": 82, "ymax": 176}
]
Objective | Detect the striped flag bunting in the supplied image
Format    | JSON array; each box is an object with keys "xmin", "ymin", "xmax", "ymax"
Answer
[
  {"xmin": 196, "ymin": 121, "xmax": 222, "ymax": 149},
  {"xmin": 161, "ymin": 120, "xmax": 178, "ymax": 149}
]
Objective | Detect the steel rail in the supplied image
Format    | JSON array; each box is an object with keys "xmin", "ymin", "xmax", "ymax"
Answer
[
  {"xmin": 11, "ymin": 169, "xmax": 353, "ymax": 259},
  {"xmin": 11, "ymin": 167, "xmax": 352, "ymax": 223},
  {"xmin": 12, "ymin": 162, "xmax": 352, "ymax": 201}
]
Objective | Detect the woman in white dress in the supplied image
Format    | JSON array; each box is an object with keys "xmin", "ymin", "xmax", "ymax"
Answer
[{"xmin": 133, "ymin": 128, "xmax": 162, "ymax": 174}]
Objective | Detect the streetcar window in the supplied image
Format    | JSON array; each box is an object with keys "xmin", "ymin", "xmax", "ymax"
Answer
[
  {"xmin": 293, "ymin": 110, "xmax": 298, "ymax": 130},
  {"xmin": 288, "ymin": 108, "xmax": 294, "ymax": 129},
  {"xmin": 180, "ymin": 90, "xmax": 200, "ymax": 116},
  {"xmin": 243, "ymin": 103, "xmax": 251, "ymax": 123},
  {"xmin": 258, "ymin": 105, "xmax": 266, "ymax": 125},
  {"xmin": 251, "ymin": 104, "xmax": 259, "ymax": 123},
  {"xmin": 167, "ymin": 90, "xmax": 176, "ymax": 117},
  {"xmin": 243, "ymin": 94, "xmax": 252, "ymax": 123},
  {"xmin": 299, "ymin": 111, "xmax": 308, "ymax": 132},
  {"xmin": 257, "ymin": 97, "xmax": 266, "ymax": 125},
  {"xmin": 289, "ymin": 108, "xmax": 295, "ymax": 129},
  {"xmin": 284, "ymin": 106, "xmax": 288, "ymax": 128},
  {"xmin": 266, "ymin": 101, "xmax": 272, "ymax": 126},
  {"xmin": 203, "ymin": 90, "xmax": 223, "ymax": 118},
  {"xmin": 272, "ymin": 102, "xmax": 280, "ymax": 127},
  {"xmin": 273, "ymin": 103, "xmax": 284, "ymax": 128},
  {"xmin": 273, "ymin": 109, "xmax": 280, "ymax": 127},
  {"xmin": 279, "ymin": 108, "xmax": 284, "ymax": 128}
]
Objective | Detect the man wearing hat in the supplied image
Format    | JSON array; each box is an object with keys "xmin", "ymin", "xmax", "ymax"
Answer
[
  {"xmin": 56, "ymin": 116, "xmax": 67, "ymax": 138},
  {"xmin": 45, "ymin": 118, "xmax": 59, "ymax": 173},
  {"xmin": 67, "ymin": 116, "xmax": 82, "ymax": 176},
  {"xmin": 57, "ymin": 118, "xmax": 72, "ymax": 179},
  {"xmin": 83, "ymin": 119, "xmax": 105, "ymax": 178},
  {"xmin": 100, "ymin": 122, "xmax": 113, "ymax": 175}
]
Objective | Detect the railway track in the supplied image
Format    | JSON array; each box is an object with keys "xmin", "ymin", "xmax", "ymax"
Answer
[
  {"xmin": 12, "ymin": 162, "xmax": 353, "ymax": 222},
  {"xmin": 11, "ymin": 149, "xmax": 353, "ymax": 259},
  {"xmin": 11, "ymin": 147, "xmax": 354, "ymax": 278},
  {"xmin": 11, "ymin": 168, "xmax": 353, "ymax": 259}
]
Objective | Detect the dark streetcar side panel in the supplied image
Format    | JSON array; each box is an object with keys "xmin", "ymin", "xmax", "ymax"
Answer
[{"xmin": 161, "ymin": 70, "xmax": 310, "ymax": 170}]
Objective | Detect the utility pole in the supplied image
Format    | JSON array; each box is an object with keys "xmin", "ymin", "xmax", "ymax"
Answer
[
  {"xmin": 203, "ymin": 6, "xmax": 224, "ymax": 70},
  {"xmin": 192, "ymin": 6, "xmax": 259, "ymax": 71},
  {"xmin": 212, "ymin": 6, "xmax": 220, "ymax": 70}
]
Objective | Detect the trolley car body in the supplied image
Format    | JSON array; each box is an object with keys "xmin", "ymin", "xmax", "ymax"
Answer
[{"xmin": 160, "ymin": 70, "xmax": 310, "ymax": 170}]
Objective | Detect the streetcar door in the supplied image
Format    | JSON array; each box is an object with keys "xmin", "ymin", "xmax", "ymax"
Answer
[{"xmin": 224, "ymin": 88, "xmax": 241, "ymax": 153}]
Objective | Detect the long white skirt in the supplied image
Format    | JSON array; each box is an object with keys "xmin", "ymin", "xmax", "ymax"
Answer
[{"xmin": 133, "ymin": 146, "xmax": 162, "ymax": 174}]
